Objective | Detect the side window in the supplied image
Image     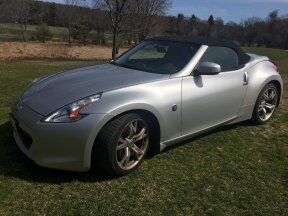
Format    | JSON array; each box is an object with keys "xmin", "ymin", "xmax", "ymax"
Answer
[{"xmin": 200, "ymin": 46, "xmax": 239, "ymax": 71}]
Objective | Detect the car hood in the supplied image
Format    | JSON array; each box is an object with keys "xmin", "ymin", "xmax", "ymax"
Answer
[{"xmin": 21, "ymin": 63, "xmax": 169, "ymax": 116}]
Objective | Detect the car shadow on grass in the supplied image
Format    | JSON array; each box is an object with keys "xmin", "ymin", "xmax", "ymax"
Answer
[
  {"xmin": 0, "ymin": 120, "xmax": 256, "ymax": 183},
  {"xmin": 149, "ymin": 120, "xmax": 257, "ymax": 158}
]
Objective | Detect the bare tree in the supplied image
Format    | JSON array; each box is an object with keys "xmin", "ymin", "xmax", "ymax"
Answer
[
  {"xmin": 132, "ymin": 0, "xmax": 171, "ymax": 42},
  {"xmin": 16, "ymin": 0, "xmax": 30, "ymax": 41},
  {"xmin": 94, "ymin": 0, "xmax": 130, "ymax": 59},
  {"xmin": 1, "ymin": 0, "xmax": 31, "ymax": 41},
  {"xmin": 92, "ymin": 9, "xmax": 109, "ymax": 45},
  {"xmin": 0, "ymin": 0, "xmax": 4, "ymax": 21},
  {"xmin": 189, "ymin": 14, "xmax": 198, "ymax": 36},
  {"xmin": 0, "ymin": 1, "xmax": 16, "ymax": 23},
  {"xmin": 64, "ymin": 0, "xmax": 85, "ymax": 46}
]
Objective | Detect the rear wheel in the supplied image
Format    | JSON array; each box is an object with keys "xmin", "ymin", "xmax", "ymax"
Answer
[
  {"xmin": 93, "ymin": 113, "xmax": 149, "ymax": 176},
  {"xmin": 252, "ymin": 83, "xmax": 278, "ymax": 124}
]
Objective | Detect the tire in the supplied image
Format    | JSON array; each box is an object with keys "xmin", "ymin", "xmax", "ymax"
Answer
[
  {"xmin": 93, "ymin": 113, "xmax": 150, "ymax": 176},
  {"xmin": 252, "ymin": 83, "xmax": 279, "ymax": 124}
]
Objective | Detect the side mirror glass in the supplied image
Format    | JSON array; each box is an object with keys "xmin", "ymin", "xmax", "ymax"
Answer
[{"xmin": 196, "ymin": 62, "xmax": 221, "ymax": 75}]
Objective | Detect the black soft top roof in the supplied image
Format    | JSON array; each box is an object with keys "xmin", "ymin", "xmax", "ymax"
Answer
[{"xmin": 148, "ymin": 36, "xmax": 250, "ymax": 65}]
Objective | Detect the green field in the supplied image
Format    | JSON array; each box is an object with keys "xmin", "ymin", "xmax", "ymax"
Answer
[
  {"xmin": 0, "ymin": 23, "xmax": 68, "ymax": 41},
  {"xmin": 0, "ymin": 23, "xmax": 111, "ymax": 42},
  {"xmin": 0, "ymin": 48, "xmax": 287, "ymax": 215}
]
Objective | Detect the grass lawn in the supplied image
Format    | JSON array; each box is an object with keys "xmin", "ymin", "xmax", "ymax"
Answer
[{"xmin": 0, "ymin": 48, "xmax": 287, "ymax": 215}]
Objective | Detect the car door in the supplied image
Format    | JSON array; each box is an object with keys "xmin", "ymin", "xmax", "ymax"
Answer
[{"xmin": 181, "ymin": 46, "xmax": 248, "ymax": 136}]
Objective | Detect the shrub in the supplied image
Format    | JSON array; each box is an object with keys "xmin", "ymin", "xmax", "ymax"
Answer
[{"xmin": 35, "ymin": 23, "xmax": 53, "ymax": 43}]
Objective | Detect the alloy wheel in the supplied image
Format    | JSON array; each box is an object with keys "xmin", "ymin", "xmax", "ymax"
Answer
[
  {"xmin": 258, "ymin": 87, "xmax": 277, "ymax": 121},
  {"xmin": 116, "ymin": 119, "xmax": 149, "ymax": 170}
]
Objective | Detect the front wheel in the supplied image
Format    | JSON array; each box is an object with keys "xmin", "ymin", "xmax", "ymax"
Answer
[
  {"xmin": 93, "ymin": 113, "xmax": 150, "ymax": 176},
  {"xmin": 252, "ymin": 83, "xmax": 279, "ymax": 124}
]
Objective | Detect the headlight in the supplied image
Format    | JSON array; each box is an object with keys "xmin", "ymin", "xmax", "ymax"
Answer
[{"xmin": 42, "ymin": 93, "xmax": 102, "ymax": 123}]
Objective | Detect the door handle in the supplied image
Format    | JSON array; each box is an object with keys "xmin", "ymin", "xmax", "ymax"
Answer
[{"xmin": 243, "ymin": 72, "xmax": 249, "ymax": 85}]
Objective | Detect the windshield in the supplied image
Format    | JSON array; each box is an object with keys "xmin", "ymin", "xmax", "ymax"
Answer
[{"xmin": 112, "ymin": 40, "xmax": 200, "ymax": 74}]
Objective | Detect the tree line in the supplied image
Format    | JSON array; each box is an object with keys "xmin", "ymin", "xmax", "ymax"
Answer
[
  {"xmin": 0, "ymin": 0, "xmax": 287, "ymax": 58},
  {"xmin": 168, "ymin": 11, "xmax": 288, "ymax": 50}
]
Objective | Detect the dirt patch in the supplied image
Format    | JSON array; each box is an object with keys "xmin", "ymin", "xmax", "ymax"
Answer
[{"xmin": 0, "ymin": 42, "xmax": 126, "ymax": 61}]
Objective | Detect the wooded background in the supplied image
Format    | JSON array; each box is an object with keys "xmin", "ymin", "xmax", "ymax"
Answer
[{"xmin": 0, "ymin": 0, "xmax": 287, "ymax": 58}]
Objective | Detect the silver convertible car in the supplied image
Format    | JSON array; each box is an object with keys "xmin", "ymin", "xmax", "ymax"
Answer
[{"xmin": 10, "ymin": 36, "xmax": 283, "ymax": 176}]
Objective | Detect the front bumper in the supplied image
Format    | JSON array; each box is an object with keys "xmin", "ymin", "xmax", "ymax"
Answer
[{"xmin": 10, "ymin": 100, "xmax": 107, "ymax": 172}]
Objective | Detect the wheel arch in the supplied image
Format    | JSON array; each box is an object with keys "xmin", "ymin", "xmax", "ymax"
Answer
[
  {"xmin": 91, "ymin": 109, "xmax": 162, "ymax": 167},
  {"xmin": 102, "ymin": 109, "xmax": 161, "ymax": 152},
  {"xmin": 268, "ymin": 80, "xmax": 282, "ymax": 107}
]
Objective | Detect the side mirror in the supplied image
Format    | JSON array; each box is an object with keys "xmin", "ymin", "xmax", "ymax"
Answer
[{"xmin": 196, "ymin": 62, "xmax": 221, "ymax": 75}]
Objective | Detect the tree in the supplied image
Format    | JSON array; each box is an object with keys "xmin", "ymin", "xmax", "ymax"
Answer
[
  {"xmin": 241, "ymin": 17, "xmax": 261, "ymax": 46},
  {"xmin": 35, "ymin": 23, "xmax": 52, "ymax": 43},
  {"xmin": 267, "ymin": 10, "xmax": 278, "ymax": 43},
  {"xmin": 215, "ymin": 17, "xmax": 224, "ymax": 26},
  {"xmin": 214, "ymin": 17, "xmax": 224, "ymax": 38},
  {"xmin": 176, "ymin": 13, "xmax": 185, "ymax": 35},
  {"xmin": 94, "ymin": 0, "xmax": 130, "ymax": 59},
  {"xmin": 208, "ymin": 15, "xmax": 215, "ymax": 36},
  {"xmin": 17, "ymin": 0, "xmax": 31, "ymax": 41},
  {"xmin": 190, "ymin": 14, "xmax": 197, "ymax": 26},
  {"xmin": 208, "ymin": 15, "xmax": 215, "ymax": 26},
  {"xmin": 268, "ymin": 10, "xmax": 278, "ymax": 21},
  {"xmin": 64, "ymin": 0, "xmax": 84, "ymax": 46},
  {"xmin": 165, "ymin": 15, "xmax": 177, "ymax": 35},
  {"xmin": 71, "ymin": 21, "xmax": 92, "ymax": 45},
  {"xmin": 46, "ymin": 2, "xmax": 58, "ymax": 26},
  {"xmin": 0, "ymin": 0, "xmax": 4, "ymax": 21},
  {"xmin": 92, "ymin": 9, "xmax": 109, "ymax": 45},
  {"xmin": 0, "ymin": 1, "xmax": 21, "ymax": 23},
  {"xmin": 189, "ymin": 14, "xmax": 198, "ymax": 35},
  {"xmin": 29, "ymin": 0, "xmax": 42, "ymax": 24},
  {"xmin": 7, "ymin": 0, "xmax": 32, "ymax": 41},
  {"xmin": 131, "ymin": 0, "xmax": 171, "ymax": 42}
]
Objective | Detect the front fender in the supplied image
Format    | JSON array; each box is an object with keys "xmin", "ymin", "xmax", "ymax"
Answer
[
  {"xmin": 81, "ymin": 78, "xmax": 182, "ymax": 169},
  {"xmin": 82, "ymin": 77, "xmax": 182, "ymax": 153}
]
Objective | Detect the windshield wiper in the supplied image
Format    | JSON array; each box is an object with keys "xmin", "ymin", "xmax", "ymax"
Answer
[
  {"xmin": 110, "ymin": 61, "xmax": 118, "ymax": 66},
  {"xmin": 110, "ymin": 61, "xmax": 162, "ymax": 74},
  {"xmin": 118, "ymin": 63, "xmax": 140, "ymax": 71},
  {"xmin": 111, "ymin": 62, "xmax": 139, "ymax": 71}
]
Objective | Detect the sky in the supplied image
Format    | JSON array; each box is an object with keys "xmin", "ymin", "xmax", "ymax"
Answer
[{"xmin": 44, "ymin": 0, "xmax": 288, "ymax": 23}]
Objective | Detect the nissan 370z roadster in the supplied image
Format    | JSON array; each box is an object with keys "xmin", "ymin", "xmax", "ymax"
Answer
[{"xmin": 10, "ymin": 36, "xmax": 283, "ymax": 176}]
